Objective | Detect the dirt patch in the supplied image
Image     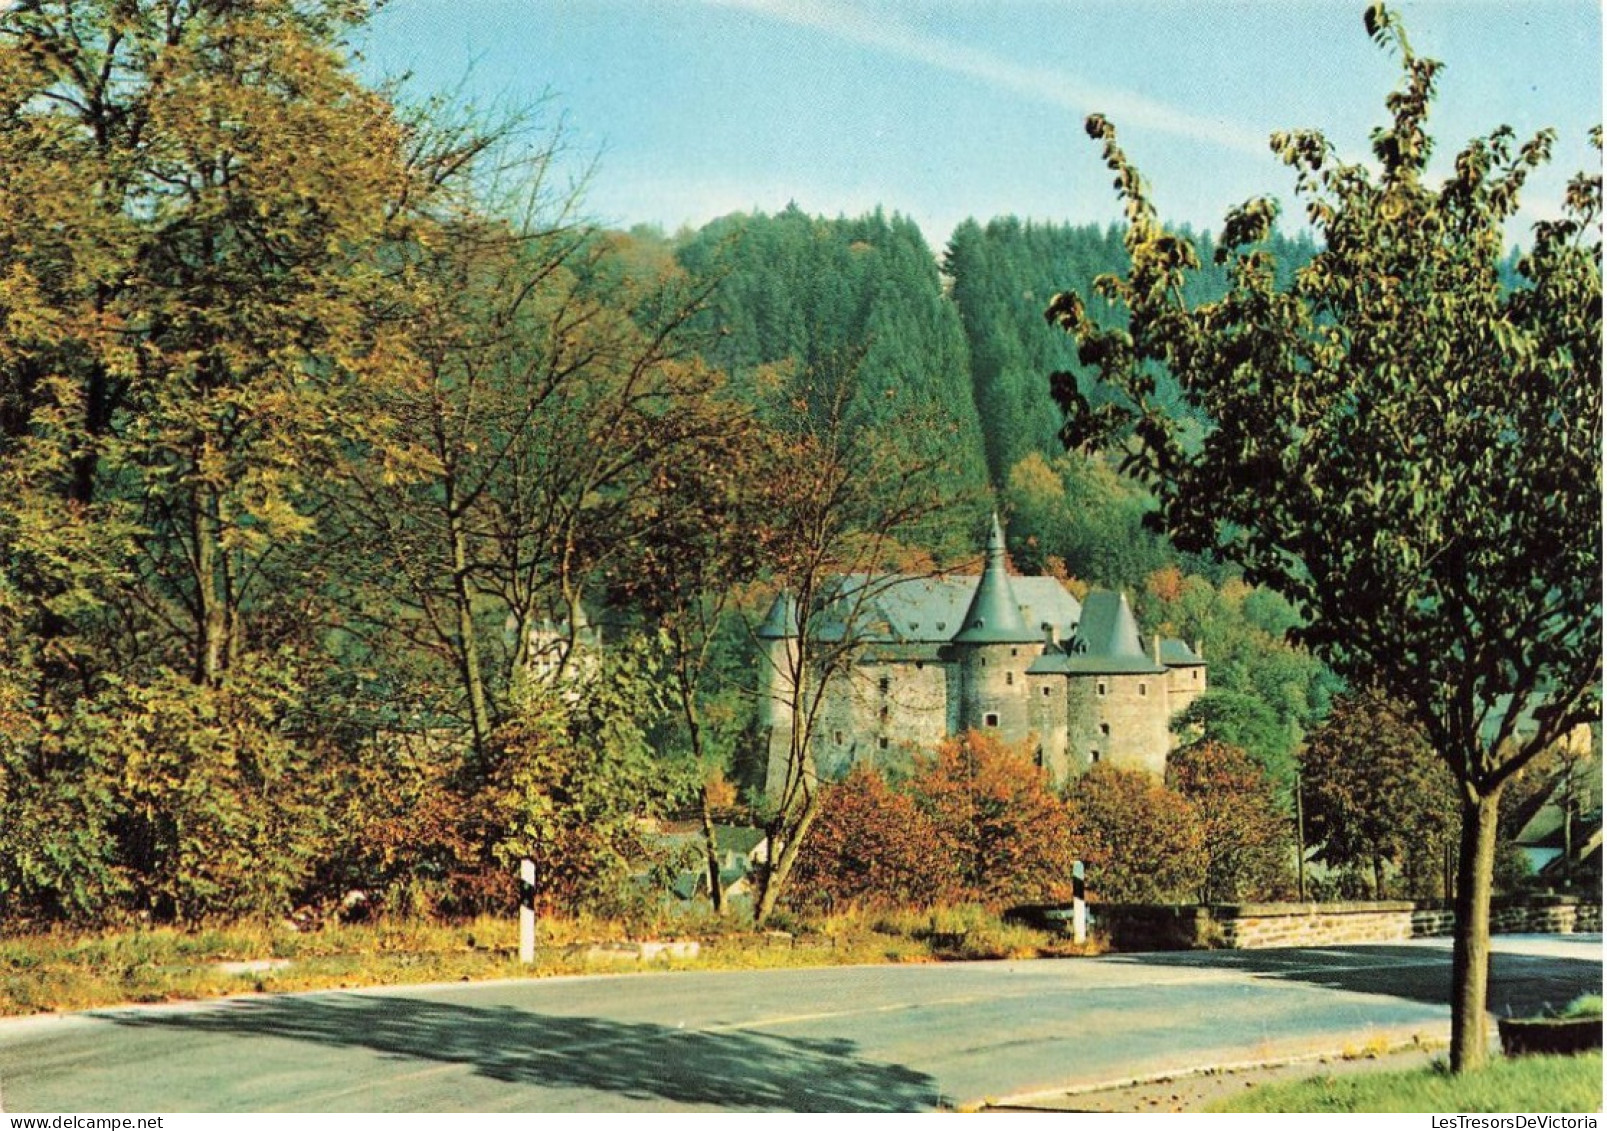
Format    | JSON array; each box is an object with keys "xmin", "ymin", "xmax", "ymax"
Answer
[{"xmin": 985, "ymin": 1042, "xmax": 1445, "ymax": 1112}]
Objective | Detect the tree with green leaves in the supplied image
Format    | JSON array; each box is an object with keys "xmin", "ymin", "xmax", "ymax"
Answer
[
  {"xmin": 1046, "ymin": 5, "xmax": 1600, "ymax": 1069},
  {"xmin": 1168, "ymin": 739, "xmax": 1295, "ymax": 904},
  {"xmin": 675, "ymin": 207, "xmax": 990, "ymax": 553},
  {"xmin": 1301, "ymin": 688, "xmax": 1459, "ymax": 900},
  {"xmin": 0, "ymin": 0, "xmax": 429, "ymax": 688},
  {"xmin": 0, "ymin": 0, "xmax": 463, "ymax": 924},
  {"xmin": 1173, "ymin": 690, "xmax": 1295, "ymax": 801},
  {"xmin": 749, "ymin": 353, "xmax": 959, "ymax": 926}
]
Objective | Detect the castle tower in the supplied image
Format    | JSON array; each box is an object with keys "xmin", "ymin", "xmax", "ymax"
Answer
[
  {"xmin": 1073, "ymin": 590, "xmax": 1171, "ymax": 777},
  {"xmin": 756, "ymin": 590, "xmax": 801, "ymax": 797},
  {"xmin": 952, "ymin": 514, "xmax": 1041, "ymax": 740}
]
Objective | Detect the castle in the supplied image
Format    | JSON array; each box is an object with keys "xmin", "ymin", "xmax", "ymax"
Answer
[{"xmin": 756, "ymin": 515, "xmax": 1205, "ymax": 796}]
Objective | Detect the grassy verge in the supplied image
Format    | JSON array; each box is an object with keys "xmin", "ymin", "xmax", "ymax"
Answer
[
  {"xmin": 1209, "ymin": 1051, "xmax": 1603, "ymax": 1113},
  {"xmin": 0, "ymin": 906, "xmax": 1095, "ymax": 1016}
]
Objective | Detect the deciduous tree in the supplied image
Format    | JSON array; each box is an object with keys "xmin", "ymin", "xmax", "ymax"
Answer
[
  {"xmin": 789, "ymin": 765, "xmax": 955, "ymax": 912},
  {"xmin": 749, "ymin": 353, "xmax": 958, "ymax": 926},
  {"xmin": 1046, "ymin": 4, "xmax": 1600, "ymax": 1068},
  {"xmin": 1168, "ymin": 740, "xmax": 1295, "ymax": 904},
  {"xmin": 910, "ymin": 731, "xmax": 1076, "ymax": 906},
  {"xmin": 1301, "ymin": 688, "xmax": 1459, "ymax": 900},
  {"xmin": 1064, "ymin": 764, "xmax": 1203, "ymax": 904}
]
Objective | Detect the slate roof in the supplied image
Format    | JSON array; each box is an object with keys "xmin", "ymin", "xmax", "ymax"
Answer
[
  {"xmin": 954, "ymin": 513, "xmax": 1040, "ymax": 644},
  {"xmin": 756, "ymin": 591, "xmax": 800, "ymax": 639},
  {"xmin": 1159, "ymin": 639, "xmax": 1205, "ymax": 666},
  {"xmin": 1029, "ymin": 589, "xmax": 1167, "ymax": 675},
  {"xmin": 810, "ymin": 571, "xmax": 1081, "ymax": 646},
  {"xmin": 760, "ymin": 516, "xmax": 1201, "ymax": 676}
]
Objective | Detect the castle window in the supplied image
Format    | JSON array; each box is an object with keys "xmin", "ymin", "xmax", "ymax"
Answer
[
  {"xmin": 879, "ymin": 706, "xmax": 889, "ymax": 722},
  {"xmin": 984, "ymin": 712, "xmax": 999, "ymax": 728},
  {"xmin": 1099, "ymin": 723, "xmax": 1110, "ymax": 737},
  {"xmin": 878, "ymin": 736, "xmax": 889, "ymax": 751},
  {"xmin": 1139, "ymin": 682, "xmax": 1148, "ymax": 697},
  {"xmin": 834, "ymin": 731, "xmax": 844, "ymax": 746},
  {"xmin": 1042, "ymin": 686, "xmax": 1051, "ymax": 697},
  {"xmin": 1091, "ymin": 750, "xmax": 1100, "ymax": 764},
  {"xmin": 1011, "ymin": 648, "xmax": 1019, "ymax": 657},
  {"xmin": 1005, "ymin": 671, "xmax": 1014, "ymax": 686},
  {"xmin": 1097, "ymin": 680, "xmax": 1107, "ymax": 697},
  {"xmin": 1193, "ymin": 669, "xmax": 1199, "ymax": 681},
  {"xmin": 879, "ymin": 676, "xmax": 891, "ymax": 695}
]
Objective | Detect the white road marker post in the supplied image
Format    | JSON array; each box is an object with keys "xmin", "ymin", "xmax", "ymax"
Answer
[
  {"xmin": 519, "ymin": 857, "xmax": 536, "ymax": 965},
  {"xmin": 1072, "ymin": 860, "xmax": 1086, "ymax": 945}
]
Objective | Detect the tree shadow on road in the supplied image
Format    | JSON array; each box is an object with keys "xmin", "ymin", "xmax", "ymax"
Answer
[
  {"xmin": 104, "ymin": 993, "xmax": 936, "ymax": 1112},
  {"xmin": 1110, "ymin": 942, "xmax": 1603, "ymax": 1019}
]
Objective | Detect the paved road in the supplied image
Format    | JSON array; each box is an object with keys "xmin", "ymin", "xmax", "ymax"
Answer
[{"xmin": 0, "ymin": 934, "xmax": 1598, "ymax": 1112}]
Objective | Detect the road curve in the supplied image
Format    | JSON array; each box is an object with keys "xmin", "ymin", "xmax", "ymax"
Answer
[{"xmin": 0, "ymin": 934, "xmax": 1598, "ymax": 1112}]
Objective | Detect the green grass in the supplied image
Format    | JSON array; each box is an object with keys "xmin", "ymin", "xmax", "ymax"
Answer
[
  {"xmin": 0, "ymin": 907, "xmax": 1086, "ymax": 1016},
  {"xmin": 1210, "ymin": 1052, "xmax": 1603, "ymax": 1113},
  {"xmin": 1562, "ymin": 995, "xmax": 1602, "ymax": 1019}
]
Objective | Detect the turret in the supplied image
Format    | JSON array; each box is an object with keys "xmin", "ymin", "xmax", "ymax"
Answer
[
  {"xmin": 757, "ymin": 590, "xmax": 801, "ymax": 797},
  {"xmin": 954, "ymin": 514, "xmax": 1041, "ymax": 736}
]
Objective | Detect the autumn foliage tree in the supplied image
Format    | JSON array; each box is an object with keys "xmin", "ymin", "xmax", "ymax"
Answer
[
  {"xmin": 910, "ymin": 731, "xmax": 1077, "ymax": 906},
  {"xmin": 1168, "ymin": 740, "xmax": 1294, "ymax": 904},
  {"xmin": 0, "ymin": 0, "xmax": 456, "ymax": 923},
  {"xmin": 788, "ymin": 766, "xmax": 955, "ymax": 913},
  {"xmin": 749, "ymin": 354, "xmax": 957, "ymax": 926},
  {"xmin": 1046, "ymin": 5, "xmax": 1600, "ymax": 1068},
  {"xmin": 1065, "ymin": 764, "xmax": 1204, "ymax": 903}
]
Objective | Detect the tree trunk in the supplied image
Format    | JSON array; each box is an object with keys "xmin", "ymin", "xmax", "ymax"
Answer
[
  {"xmin": 755, "ymin": 788, "xmax": 821, "ymax": 927},
  {"xmin": 1373, "ymin": 853, "xmax": 1385, "ymax": 901},
  {"xmin": 1449, "ymin": 787, "xmax": 1502, "ymax": 1072},
  {"xmin": 446, "ymin": 502, "xmax": 492, "ymax": 763},
  {"xmin": 194, "ymin": 490, "xmax": 229, "ymax": 687}
]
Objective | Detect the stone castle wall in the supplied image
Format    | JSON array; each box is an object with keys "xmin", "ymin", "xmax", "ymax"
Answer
[
  {"xmin": 771, "ymin": 649, "xmax": 1195, "ymax": 793},
  {"xmin": 1166, "ymin": 663, "xmax": 1206, "ymax": 720},
  {"xmin": 1028, "ymin": 672, "xmax": 1070, "ymax": 780},
  {"xmin": 812, "ymin": 657, "xmax": 949, "ymax": 779},
  {"xmin": 959, "ymin": 642, "xmax": 1042, "ymax": 738},
  {"xmin": 1089, "ymin": 672, "xmax": 1171, "ymax": 777}
]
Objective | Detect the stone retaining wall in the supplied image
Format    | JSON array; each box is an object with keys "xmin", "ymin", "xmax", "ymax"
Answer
[{"xmin": 1089, "ymin": 895, "xmax": 1600, "ymax": 951}]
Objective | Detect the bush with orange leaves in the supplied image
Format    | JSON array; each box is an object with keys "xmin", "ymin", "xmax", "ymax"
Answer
[
  {"xmin": 910, "ymin": 731, "xmax": 1078, "ymax": 906},
  {"xmin": 788, "ymin": 765, "xmax": 956, "ymax": 913}
]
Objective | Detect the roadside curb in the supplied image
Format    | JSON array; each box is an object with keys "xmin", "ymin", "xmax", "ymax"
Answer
[{"xmin": 971, "ymin": 1024, "xmax": 1448, "ymax": 1112}]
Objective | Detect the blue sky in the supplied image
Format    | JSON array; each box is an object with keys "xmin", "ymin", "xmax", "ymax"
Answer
[{"xmin": 359, "ymin": 1, "xmax": 1602, "ymax": 249}]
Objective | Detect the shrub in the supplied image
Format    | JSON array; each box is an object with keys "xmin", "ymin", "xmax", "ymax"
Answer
[
  {"xmin": 789, "ymin": 765, "xmax": 955, "ymax": 913},
  {"xmin": 910, "ymin": 731, "xmax": 1077, "ymax": 905},
  {"xmin": 1169, "ymin": 740, "xmax": 1295, "ymax": 903},
  {"xmin": 1066, "ymin": 764, "xmax": 1204, "ymax": 903}
]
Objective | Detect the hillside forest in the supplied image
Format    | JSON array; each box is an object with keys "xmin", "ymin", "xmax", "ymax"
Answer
[{"xmin": 0, "ymin": 1, "xmax": 1580, "ymax": 929}]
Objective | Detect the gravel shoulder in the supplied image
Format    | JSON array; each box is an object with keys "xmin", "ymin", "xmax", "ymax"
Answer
[{"xmin": 984, "ymin": 1041, "xmax": 1445, "ymax": 1112}]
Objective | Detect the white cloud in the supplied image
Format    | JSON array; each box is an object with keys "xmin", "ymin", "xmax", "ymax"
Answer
[{"xmin": 698, "ymin": 0, "xmax": 1273, "ymax": 160}]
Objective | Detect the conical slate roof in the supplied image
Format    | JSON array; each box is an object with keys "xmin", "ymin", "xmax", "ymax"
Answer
[
  {"xmin": 953, "ymin": 514, "xmax": 1039, "ymax": 644},
  {"xmin": 1076, "ymin": 590, "xmax": 1148, "ymax": 660},
  {"xmin": 756, "ymin": 590, "xmax": 800, "ymax": 639},
  {"xmin": 1029, "ymin": 589, "xmax": 1166, "ymax": 674}
]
